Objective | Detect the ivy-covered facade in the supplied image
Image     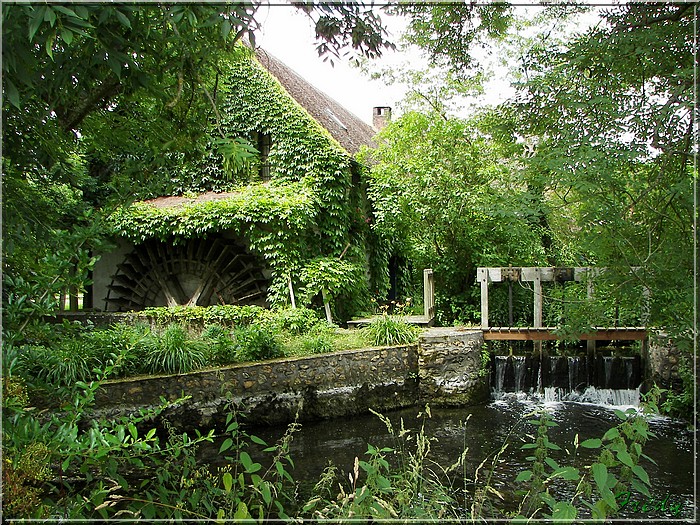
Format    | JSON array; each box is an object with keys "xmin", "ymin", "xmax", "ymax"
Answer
[{"xmin": 94, "ymin": 47, "xmax": 382, "ymax": 321}]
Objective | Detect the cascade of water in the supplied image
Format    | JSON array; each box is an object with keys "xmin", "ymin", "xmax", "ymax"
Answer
[
  {"xmin": 493, "ymin": 356, "xmax": 508, "ymax": 392},
  {"xmin": 568, "ymin": 356, "xmax": 579, "ymax": 392},
  {"xmin": 513, "ymin": 356, "xmax": 526, "ymax": 392},
  {"xmin": 490, "ymin": 352, "xmax": 641, "ymax": 408},
  {"xmin": 603, "ymin": 356, "xmax": 614, "ymax": 388}
]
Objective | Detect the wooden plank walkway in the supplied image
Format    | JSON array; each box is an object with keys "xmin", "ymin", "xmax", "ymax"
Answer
[
  {"xmin": 347, "ymin": 315, "xmax": 435, "ymax": 328},
  {"xmin": 483, "ymin": 326, "xmax": 647, "ymax": 341}
]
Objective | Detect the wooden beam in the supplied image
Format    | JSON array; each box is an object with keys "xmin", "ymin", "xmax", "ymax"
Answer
[{"xmin": 483, "ymin": 327, "xmax": 648, "ymax": 341}]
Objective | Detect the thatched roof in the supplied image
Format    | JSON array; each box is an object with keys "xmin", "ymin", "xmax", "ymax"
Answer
[{"xmin": 254, "ymin": 48, "xmax": 376, "ymax": 155}]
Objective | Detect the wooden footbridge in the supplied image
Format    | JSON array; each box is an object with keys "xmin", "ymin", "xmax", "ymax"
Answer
[{"xmin": 478, "ymin": 266, "xmax": 648, "ymax": 351}]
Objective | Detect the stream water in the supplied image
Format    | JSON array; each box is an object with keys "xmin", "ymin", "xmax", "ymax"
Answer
[{"xmin": 202, "ymin": 355, "xmax": 696, "ymax": 521}]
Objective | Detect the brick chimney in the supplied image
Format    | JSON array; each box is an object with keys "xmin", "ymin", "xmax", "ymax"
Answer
[{"xmin": 372, "ymin": 106, "xmax": 391, "ymax": 130}]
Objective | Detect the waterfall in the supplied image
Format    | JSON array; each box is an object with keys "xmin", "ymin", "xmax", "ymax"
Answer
[
  {"xmin": 513, "ymin": 356, "xmax": 526, "ymax": 392},
  {"xmin": 493, "ymin": 356, "xmax": 508, "ymax": 393},
  {"xmin": 491, "ymin": 353, "xmax": 641, "ymax": 407},
  {"xmin": 603, "ymin": 356, "xmax": 614, "ymax": 388}
]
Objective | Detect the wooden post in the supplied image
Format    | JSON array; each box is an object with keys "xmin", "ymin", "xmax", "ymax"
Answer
[
  {"xmin": 586, "ymin": 269, "xmax": 596, "ymax": 362},
  {"xmin": 533, "ymin": 268, "xmax": 542, "ymax": 355},
  {"xmin": 478, "ymin": 268, "xmax": 489, "ymax": 329},
  {"xmin": 423, "ymin": 269, "xmax": 434, "ymax": 320}
]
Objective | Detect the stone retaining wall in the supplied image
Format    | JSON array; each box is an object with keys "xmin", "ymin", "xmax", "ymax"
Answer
[
  {"xmin": 94, "ymin": 345, "xmax": 420, "ymax": 430},
  {"xmin": 418, "ymin": 328, "xmax": 489, "ymax": 406},
  {"xmin": 92, "ymin": 328, "xmax": 489, "ymax": 430},
  {"xmin": 642, "ymin": 333, "xmax": 686, "ymax": 391}
]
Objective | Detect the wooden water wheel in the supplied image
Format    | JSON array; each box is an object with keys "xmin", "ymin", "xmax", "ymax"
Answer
[{"xmin": 105, "ymin": 237, "xmax": 268, "ymax": 311}]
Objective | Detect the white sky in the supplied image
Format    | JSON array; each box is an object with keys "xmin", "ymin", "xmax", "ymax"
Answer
[
  {"xmin": 255, "ymin": 4, "xmax": 600, "ymax": 126},
  {"xmin": 255, "ymin": 4, "xmax": 410, "ymax": 126}
]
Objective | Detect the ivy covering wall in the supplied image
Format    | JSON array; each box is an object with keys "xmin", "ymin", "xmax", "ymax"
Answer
[{"xmin": 107, "ymin": 47, "xmax": 380, "ymax": 319}]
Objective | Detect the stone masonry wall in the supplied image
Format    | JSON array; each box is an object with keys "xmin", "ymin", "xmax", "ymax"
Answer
[
  {"xmin": 94, "ymin": 345, "xmax": 419, "ymax": 430},
  {"xmin": 642, "ymin": 332, "xmax": 685, "ymax": 392},
  {"xmin": 90, "ymin": 328, "xmax": 489, "ymax": 431},
  {"xmin": 418, "ymin": 328, "xmax": 489, "ymax": 406}
]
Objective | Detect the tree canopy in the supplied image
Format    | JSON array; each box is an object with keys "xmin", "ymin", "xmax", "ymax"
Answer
[{"xmin": 1, "ymin": 2, "xmax": 394, "ymax": 339}]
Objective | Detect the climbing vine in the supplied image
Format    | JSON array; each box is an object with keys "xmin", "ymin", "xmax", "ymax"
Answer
[{"xmin": 106, "ymin": 46, "xmax": 374, "ymax": 319}]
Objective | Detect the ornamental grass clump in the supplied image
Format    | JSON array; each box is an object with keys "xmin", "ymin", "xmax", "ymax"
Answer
[
  {"xmin": 18, "ymin": 339, "xmax": 100, "ymax": 388},
  {"xmin": 362, "ymin": 315, "xmax": 422, "ymax": 347},
  {"xmin": 143, "ymin": 324, "xmax": 207, "ymax": 375}
]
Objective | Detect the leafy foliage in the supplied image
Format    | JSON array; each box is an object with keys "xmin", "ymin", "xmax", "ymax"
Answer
[
  {"xmin": 233, "ymin": 324, "xmax": 283, "ymax": 362},
  {"xmin": 360, "ymin": 111, "xmax": 547, "ymax": 324},
  {"xmin": 362, "ymin": 315, "xmax": 422, "ymax": 347},
  {"xmin": 512, "ymin": 389, "xmax": 661, "ymax": 522},
  {"xmin": 302, "ymin": 406, "xmax": 459, "ymax": 521},
  {"xmin": 143, "ymin": 324, "xmax": 208, "ymax": 375}
]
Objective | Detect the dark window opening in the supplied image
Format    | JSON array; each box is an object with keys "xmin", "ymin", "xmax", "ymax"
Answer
[{"xmin": 252, "ymin": 131, "xmax": 272, "ymax": 181}]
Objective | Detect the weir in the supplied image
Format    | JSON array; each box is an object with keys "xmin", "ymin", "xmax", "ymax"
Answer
[{"xmin": 490, "ymin": 354, "xmax": 642, "ymax": 405}]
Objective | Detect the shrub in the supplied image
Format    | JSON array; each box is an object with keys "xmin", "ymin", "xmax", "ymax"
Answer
[
  {"xmin": 300, "ymin": 330, "xmax": 335, "ymax": 354},
  {"xmin": 83, "ymin": 323, "xmax": 151, "ymax": 377},
  {"xmin": 273, "ymin": 306, "xmax": 322, "ymax": 335},
  {"xmin": 234, "ymin": 324, "xmax": 283, "ymax": 361},
  {"xmin": 362, "ymin": 315, "xmax": 422, "ymax": 347},
  {"xmin": 297, "ymin": 323, "xmax": 337, "ymax": 354},
  {"xmin": 143, "ymin": 324, "xmax": 207, "ymax": 375},
  {"xmin": 138, "ymin": 305, "xmax": 272, "ymax": 329},
  {"xmin": 201, "ymin": 324, "xmax": 239, "ymax": 366}
]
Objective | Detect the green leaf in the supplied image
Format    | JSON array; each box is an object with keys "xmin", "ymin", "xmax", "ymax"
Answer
[
  {"xmin": 222, "ymin": 472, "xmax": 233, "ymax": 493},
  {"xmin": 43, "ymin": 7, "xmax": 56, "ymax": 26},
  {"xmin": 602, "ymin": 427, "xmax": 620, "ymax": 441},
  {"xmin": 115, "ymin": 10, "xmax": 131, "ymax": 29},
  {"xmin": 240, "ymin": 451, "xmax": 261, "ymax": 473},
  {"xmin": 219, "ymin": 437, "xmax": 233, "ymax": 453},
  {"xmin": 631, "ymin": 464, "xmax": 649, "ymax": 485},
  {"xmin": 631, "ymin": 477, "xmax": 651, "ymax": 498},
  {"xmin": 551, "ymin": 501, "xmax": 577, "ymax": 521},
  {"xmin": 261, "ymin": 482, "xmax": 272, "ymax": 504},
  {"xmin": 515, "ymin": 470, "xmax": 533, "ymax": 482},
  {"xmin": 53, "ymin": 5, "xmax": 79, "ymax": 18},
  {"xmin": 60, "ymin": 28, "xmax": 74, "ymax": 45},
  {"xmin": 45, "ymin": 32, "xmax": 54, "ymax": 60},
  {"xmin": 28, "ymin": 7, "xmax": 46, "ymax": 41},
  {"xmin": 550, "ymin": 466, "xmax": 580, "ymax": 481},
  {"xmin": 545, "ymin": 457, "xmax": 560, "ymax": 470},
  {"xmin": 591, "ymin": 463, "xmax": 608, "ymax": 492},
  {"xmin": 234, "ymin": 501, "xmax": 250, "ymax": 520},
  {"xmin": 580, "ymin": 438, "xmax": 602, "ymax": 449},
  {"xmin": 250, "ymin": 434, "xmax": 267, "ymax": 446},
  {"xmin": 5, "ymin": 79, "xmax": 20, "ymax": 108},
  {"xmin": 616, "ymin": 449, "xmax": 634, "ymax": 468},
  {"xmin": 221, "ymin": 19, "xmax": 232, "ymax": 40},
  {"xmin": 613, "ymin": 409, "xmax": 627, "ymax": 420}
]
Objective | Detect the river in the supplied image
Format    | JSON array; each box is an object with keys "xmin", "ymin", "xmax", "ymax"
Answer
[{"xmin": 204, "ymin": 391, "xmax": 695, "ymax": 521}]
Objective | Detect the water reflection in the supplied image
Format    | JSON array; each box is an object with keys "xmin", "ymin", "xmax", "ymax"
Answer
[{"xmin": 205, "ymin": 396, "xmax": 695, "ymax": 520}]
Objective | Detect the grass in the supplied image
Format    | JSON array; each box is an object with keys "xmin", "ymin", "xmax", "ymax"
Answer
[{"xmin": 15, "ymin": 307, "xmax": 425, "ymax": 388}]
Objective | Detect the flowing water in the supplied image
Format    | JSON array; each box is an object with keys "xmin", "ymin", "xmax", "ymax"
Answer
[{"xmin": 201, "ymin": 354, "xmax": 696, "ymax": 520}]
